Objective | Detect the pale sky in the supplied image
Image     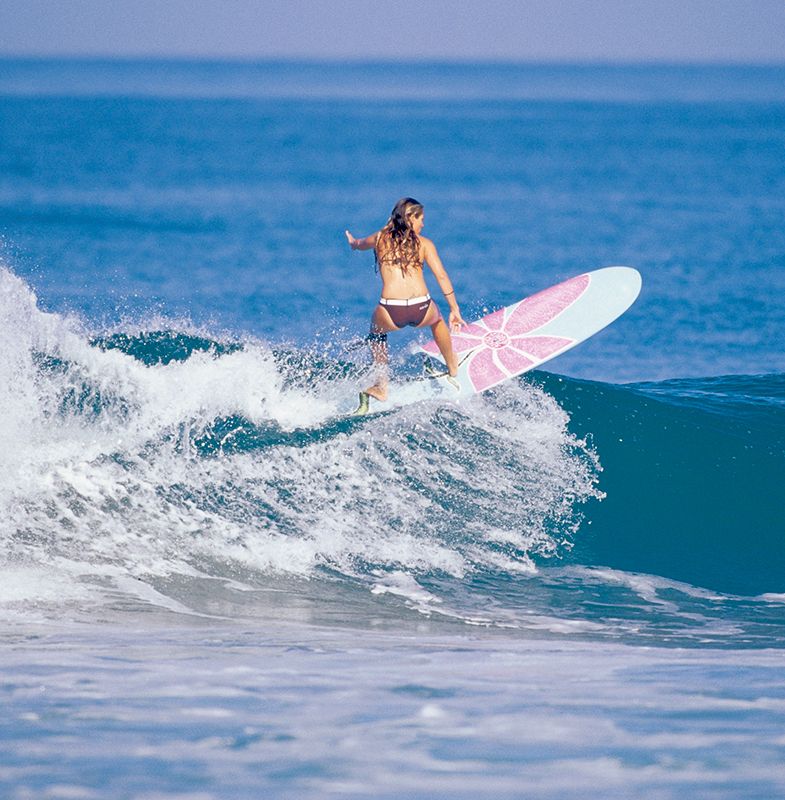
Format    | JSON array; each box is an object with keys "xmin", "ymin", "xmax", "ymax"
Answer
[{"xmin": 1, "ymin": 0, "xmax": 784, "ymax": 63}]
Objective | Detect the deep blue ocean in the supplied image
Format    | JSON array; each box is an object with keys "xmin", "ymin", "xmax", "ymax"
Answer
[{"xmin": 2, "ymin": 59, "xmax": 785, "ymax": 799}]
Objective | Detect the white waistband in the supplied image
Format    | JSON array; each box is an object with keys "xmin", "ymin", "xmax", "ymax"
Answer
[{"xmin": 379, "ymin": 294, "xmax": 431, "ymax": 307}]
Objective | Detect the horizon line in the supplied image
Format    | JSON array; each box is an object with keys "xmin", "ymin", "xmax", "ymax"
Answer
[{"xmin": 2, "ymin": 54, "xmax": 785, "ymax": 69}]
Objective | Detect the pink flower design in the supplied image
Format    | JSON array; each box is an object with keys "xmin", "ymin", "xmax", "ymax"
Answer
[{"xmin": 424, "ymin": 273, "xmax": 590, "ymax": 392}]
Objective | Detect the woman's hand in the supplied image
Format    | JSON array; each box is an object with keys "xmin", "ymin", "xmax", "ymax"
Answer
[
  {"xmin": 346, "ymin": 230, "xmax": 377, "ymax": 251},
  {"xmin": 448, "ymin": 309, "xmax": 466, "ymax": 333}
]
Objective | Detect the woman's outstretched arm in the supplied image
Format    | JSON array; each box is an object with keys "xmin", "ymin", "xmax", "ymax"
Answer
[{"xmin": 345, "ymin": 230, "xmax": 378, "ymax": 251}]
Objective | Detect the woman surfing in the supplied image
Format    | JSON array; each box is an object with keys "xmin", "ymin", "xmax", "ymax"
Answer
[{"xmin": 346, "ymin": 197, "xmax": 466, "ymax": 414}]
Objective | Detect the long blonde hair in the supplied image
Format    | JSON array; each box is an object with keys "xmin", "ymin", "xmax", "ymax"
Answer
[{"xmin": 375, "ymin": 197, "xmax": 424, "ymax": 275}]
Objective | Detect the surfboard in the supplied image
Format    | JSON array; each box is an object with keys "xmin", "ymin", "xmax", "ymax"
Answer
[{"xmin": 349, "ymin": 266, "xmax": 641, "ymax": 416}]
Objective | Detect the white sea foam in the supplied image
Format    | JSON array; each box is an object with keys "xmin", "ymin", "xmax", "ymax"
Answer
[
  {"xmin": 0, "ymin": 266, "xmax": 601, "ymax": 622},
  {"xmin": 371, "ymin": 571, "xmax": 443, "ymax": 613}
]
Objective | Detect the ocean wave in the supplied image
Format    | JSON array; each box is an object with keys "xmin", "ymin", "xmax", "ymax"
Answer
[
  {"xmin": 0, "ymin": 267, "xmax": 599, "ymax": 620},
  {"xmin": 2, "ymin": 265, "xmax": 783, "ymax": 635}
]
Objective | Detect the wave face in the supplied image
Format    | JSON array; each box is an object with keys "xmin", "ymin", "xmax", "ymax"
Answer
[
  {"xmin": 2, "ymin": 266, "xmax": 784, "ymax": 642},
  {"xmin": 539, "ymin": 372, "xmax": 785, "ymax": 596}
]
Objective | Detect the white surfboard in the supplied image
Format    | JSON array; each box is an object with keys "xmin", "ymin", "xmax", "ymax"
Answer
[{"xmin": 349, "ymin": 266, "xmax": 641, "ymax": 416}]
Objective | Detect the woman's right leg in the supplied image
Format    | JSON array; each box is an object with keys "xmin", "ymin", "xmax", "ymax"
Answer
[{"xmin": 364, "ymin": 305, "xmax": 398, "ymax": 401}]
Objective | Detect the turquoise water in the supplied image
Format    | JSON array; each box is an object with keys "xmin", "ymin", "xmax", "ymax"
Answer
[{"xmin": 2, "ymin": 60, "xmax": 785, "ymax": 798}]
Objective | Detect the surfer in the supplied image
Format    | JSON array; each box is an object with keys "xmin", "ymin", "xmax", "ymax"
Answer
[{"xmin": 346, "ymin": 197, "xmax": 466, "ymax": 412}]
